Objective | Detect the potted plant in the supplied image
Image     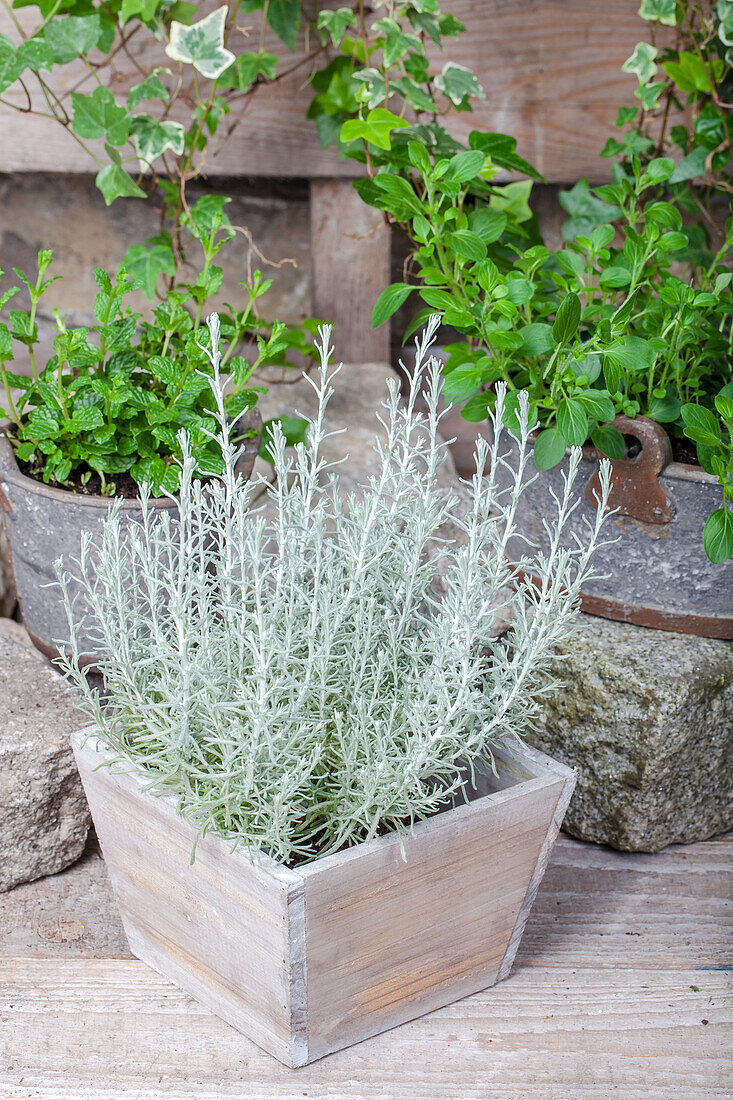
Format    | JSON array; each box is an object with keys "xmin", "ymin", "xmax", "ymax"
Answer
[
  {"xmin": 0, "ymin": 233, "xmax": 313, "ymax": 660},
  {"xmin": 345, "ymin": 2, "xmax": 733, "ymax": 637},
  {"xmin": 0, "ymin": 0, "xmax": 336, "ymax": 655},
  {"xmin": 61, "ymin": 314, "xmax": 609, "ymax": 1066}
]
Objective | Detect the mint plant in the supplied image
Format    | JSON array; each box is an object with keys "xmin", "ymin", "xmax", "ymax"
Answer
[
  {"xmin": 365, "ymin": 147, "xmax": 732, "ymax": 459},
  {"xmin": 0, "ymin": 232, "xmax": 311, "ymax": 495},
  {"xmin": 57, "ymin": 314, "xmax": 612, "ymax": 865}
]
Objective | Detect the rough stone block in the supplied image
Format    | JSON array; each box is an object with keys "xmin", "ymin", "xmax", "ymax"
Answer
[
  {"xmin": 0, "ymin": 625, "xmax": 90, "ymax": 891},
  {"xmin": 529, "ymin": 614, "xmax": 733, "ymax": 851}
]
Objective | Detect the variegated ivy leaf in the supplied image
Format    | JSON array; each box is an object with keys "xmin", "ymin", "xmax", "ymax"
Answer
[
  {"xmin": 638, "ymin": 0, "xmax": 677, "ymax": 25},
  {"xmin": 165, "ymin": 7, "xmax": 234, "ymax": 80},
  {"xmin": 130, "ymin": 115, "xmax": 185, "ymax": 169},
  {"xmin": 127, "ymin": 68, "xmax": 171, "ymax": 111},
  {"xmin": 16, "ymin": 38, "xmax": 54, "ymax": 73},
  {"xmin": 434, "ymin": 62, "xmax": 485, "ymax": 108},
  {"xmin": 622, "ymin": 41, "xmax": 658, "ymax": 84}
]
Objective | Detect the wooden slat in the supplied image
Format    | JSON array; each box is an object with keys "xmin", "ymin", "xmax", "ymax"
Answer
[
  {"xmin": 309, "ymin": 180, "xmax": 391, "ymax": 363},
  {"xmin": 0, "ymin": 2, "xmax": 658, "ymax": 182},
  {"xmin": 0, "ymin": 958, "xmax": 729, "ymax": 1098},
  {"xmin": 72, "ymin": 732, "xmax": 299, "ymax": 1067},
  {"xmin": 301, "ymin": 775, "xmax": 564, "ymax": 1061}
]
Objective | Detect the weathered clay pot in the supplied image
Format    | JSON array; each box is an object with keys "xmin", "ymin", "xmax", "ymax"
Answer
[
  {"xmin": 0, "ymin": 411, "xmax": 261, "ymax": 662},
  {"xmin": 495, "ymin": 415, "xmax": 733, "ymax": 639}
]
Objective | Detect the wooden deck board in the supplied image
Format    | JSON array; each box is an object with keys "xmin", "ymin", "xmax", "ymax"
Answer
[{"xmin": 0, "ymin": 833, "xmax": 731, "ymax": 1096}]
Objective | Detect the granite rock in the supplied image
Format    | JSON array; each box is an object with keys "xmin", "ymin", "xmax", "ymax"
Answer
[
  {"xmin": 529, "ymin": 614, "xmax": 733, "ymax": 851},
  {"xmin": 0, "ymin": 629, "xmax": 90, "ymax": 892}
]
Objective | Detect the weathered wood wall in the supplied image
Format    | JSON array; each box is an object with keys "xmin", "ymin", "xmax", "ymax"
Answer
[{"xmin": 0, "ymin": 2, "xmax": 648, "ymax": 183}]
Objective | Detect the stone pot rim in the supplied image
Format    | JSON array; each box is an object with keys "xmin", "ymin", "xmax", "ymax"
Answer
[
  {"xmin": 0, "ymin": 432, "xmax": 178, "ymax": 511},
  {"xmin": 0, "ymin": 409, "xmax": 262, "ymax": 510}
]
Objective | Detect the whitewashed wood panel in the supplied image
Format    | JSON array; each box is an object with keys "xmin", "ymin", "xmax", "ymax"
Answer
[{"xmin": 0, "ymin": 2, "xmax": 658, "ymax": 182}]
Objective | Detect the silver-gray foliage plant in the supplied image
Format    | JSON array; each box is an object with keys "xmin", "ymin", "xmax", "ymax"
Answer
[{"xmin": 57, "ymin": 313, "xmax": 612, "ymax": 865}]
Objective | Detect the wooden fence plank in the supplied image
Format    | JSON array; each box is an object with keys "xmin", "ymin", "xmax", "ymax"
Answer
[
  {"xmin": 0, "ymin": 2, "xmax": 657, "ymax": 183},
  {"xmin": 310, "ymin": 180, "xmax": 391, "ymax": 362}
]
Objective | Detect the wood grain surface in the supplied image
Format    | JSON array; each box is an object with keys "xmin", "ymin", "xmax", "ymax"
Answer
[
  {"xmin": 0, "ymin": 2, "xmax": 658, "ymax": 183},
  {"xmin": 0, "ymin": 827, "xmax": 730, "ymax": 1095}
]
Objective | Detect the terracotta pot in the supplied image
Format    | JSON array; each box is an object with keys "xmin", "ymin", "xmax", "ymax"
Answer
[
  {"xmin": 494, "ymin": 415, "xmax": 733, "ymax": 639},
  {"xmin": 0, "ymin": 410, "xmax": 261, "ymax": 662}
]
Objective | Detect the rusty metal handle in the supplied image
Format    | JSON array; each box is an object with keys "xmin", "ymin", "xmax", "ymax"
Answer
[{"xmin": 585, "ymin": 415, "xmax": 673, "ymax": 525}]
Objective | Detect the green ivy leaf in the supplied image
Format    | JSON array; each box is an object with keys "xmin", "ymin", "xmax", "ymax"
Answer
[
  {"xmin": 372, "ymin": 283, "xmax": 414, "ymax": 328},
  {"xmin": 703, "ymin": 507, "xmax": 733, "ymax": 564},
  {"xmin": 316, "ymin": 7, "xmax": 356, "ymax": 46},
  {"xmin": 95, "ymin": 164, "xmax": 146, "ymax": 205},
  {"xmin": 219, "ymin": 51, "xmax": 277, "ymax": 91},
  {"xmin": 560, "ymin": 179, "xmax": 622, "ymax": 241},
  {"xmin": 341, "ymin": 107, "xmax": 410, "ymax": 150},
  {"xmin": 0, "ymin": 35, "xmax": 22, "ymax": 93},
  {"xmin": 166, "ymin": 7, "xmax": 235, "ymax": 79},
  {"xmin": 119, "ymin": 0, "xmax": 159, "ymax": 23},
  {"xmin": 534, "ymin": 428, "xmax": 567, "ymax": 469},
  {"xmin": 489, "ymin": 180, "xmax": 533, "ymax": 224},
  {"xmin": 122, "ymin": 235, "xmax": 176, "ymax": 299},
  {"xmin": 669, "ymin": 146, "xmax": 709, "ymax": 183},
  {"xmin": 267, "ymin": 0, "xmax": 300, "ymax": 51},
  {"xmin": 71, "ymin": 87, "xmax": 130, "ymax": 146},
  {"xmin": 44, "ymin": 15, "xmax": 101, "ymax": 65},
  {"xmin": 663, "ymin": 51, "xmax": 722, "ymax": 94}
]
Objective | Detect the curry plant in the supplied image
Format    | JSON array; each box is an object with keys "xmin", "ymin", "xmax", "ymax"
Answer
[
  {"xmin": 56, "ymin": 314, "xmax": 612, "ymax": 865},
  {"xmin": 0, "ymin": 218, "xmax": 312, "ymax": 495}
]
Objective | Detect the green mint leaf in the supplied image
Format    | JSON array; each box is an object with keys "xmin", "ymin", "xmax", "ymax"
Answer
[{"xmin": 703, "ymin": 507, "xmax": 733, "ymax": 564}]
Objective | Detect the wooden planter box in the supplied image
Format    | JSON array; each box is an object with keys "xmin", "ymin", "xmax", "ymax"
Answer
[{"xmin": 72, "ymin": 728, "xmax": 575, "ymax": 1067}]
